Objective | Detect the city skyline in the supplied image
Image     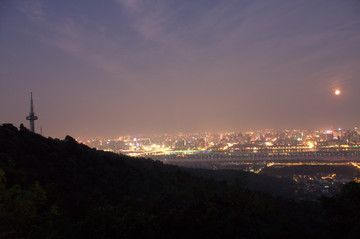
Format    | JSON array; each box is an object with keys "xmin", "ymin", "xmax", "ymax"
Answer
[
  {"xmin": 79, "ymin": 127, "xmax": 360, "ymax": 154},
  {"xmin": 1, "ymin": 0, "xmax": 360, "ymax": 138}
]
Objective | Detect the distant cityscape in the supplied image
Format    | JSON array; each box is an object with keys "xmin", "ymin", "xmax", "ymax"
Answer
[
  {"xmin": 78, "ymin": 127, "xmax": 360, "ymax": 158},
  {"xmin": 79, "ymin": 127, "xmax": 360, "ymax": 199}
]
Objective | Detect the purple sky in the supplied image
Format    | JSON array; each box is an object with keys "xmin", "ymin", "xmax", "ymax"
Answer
[{"xmin": 1, "ymin": 0, "xmax": 360, "ymax": 138}]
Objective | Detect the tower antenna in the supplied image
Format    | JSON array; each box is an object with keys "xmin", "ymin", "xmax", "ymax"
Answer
[{"xmin": 26, "ymin": 92, "xmax": 38, "ymax": 132}]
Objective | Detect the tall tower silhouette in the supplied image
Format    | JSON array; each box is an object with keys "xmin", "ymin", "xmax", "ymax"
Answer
[{"xmin": 26, "ymin": 92, "xmax": 38, "ymax": 132}]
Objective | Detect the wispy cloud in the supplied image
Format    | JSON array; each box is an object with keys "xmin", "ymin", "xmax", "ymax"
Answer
[
  {"xmin": 17, "ymin": 1, "xmax": 144, "ymax": 86},
  {"xmin": 17, "ymin": 0, "xmax": 45, "ymax": 22},
  {"xmin": 17, "ymin": 0, "xmax": 360, "ymax": 90}
]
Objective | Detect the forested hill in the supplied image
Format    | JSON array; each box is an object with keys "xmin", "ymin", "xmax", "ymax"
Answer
[{"xmin": 1, "ymin": 123, "xmax": 360, "ymax": 239}]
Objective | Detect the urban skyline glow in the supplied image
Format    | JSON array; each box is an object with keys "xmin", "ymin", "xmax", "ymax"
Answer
[{"xmin": 79, "ymin": 127, "xmax": 360, "ymax": 158}]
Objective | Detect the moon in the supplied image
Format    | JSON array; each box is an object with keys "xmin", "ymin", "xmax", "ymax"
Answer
[{"xmin": 335, "ymin": 89, "xmax": 341, "ymax": 95}]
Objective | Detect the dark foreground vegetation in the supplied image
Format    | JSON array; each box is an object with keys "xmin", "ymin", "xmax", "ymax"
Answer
[{"xmin": 1, "ymin": 124, "xmax": 360, "ymax": 239}]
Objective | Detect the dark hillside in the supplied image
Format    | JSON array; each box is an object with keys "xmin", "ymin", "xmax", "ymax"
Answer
[
  {"xmin": 0, "ymin": 124, "xmax": 358, "ymax": 238},
  {"xmin": 182, "ymin": 167, "xmax": 297, "ymax": 198}
]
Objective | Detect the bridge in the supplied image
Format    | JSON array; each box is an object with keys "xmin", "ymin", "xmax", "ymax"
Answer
[{"xmin": 147, "ymin": 146, "xmax": 360, "ymax": 163}]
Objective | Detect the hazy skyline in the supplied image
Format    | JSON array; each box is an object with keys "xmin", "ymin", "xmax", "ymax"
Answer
[{"xmin": 1, "ymin": 0, "xmax": 360, "ymax": 138}]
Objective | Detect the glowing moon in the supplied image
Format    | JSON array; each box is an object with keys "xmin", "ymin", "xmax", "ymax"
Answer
[{"xmin": 335, "ymin": 89, "xmax": 341, "ymax": 95}]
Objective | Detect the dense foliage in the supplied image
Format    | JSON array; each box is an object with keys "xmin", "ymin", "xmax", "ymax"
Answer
[{"xmin": 0, "ymin": 123, "xmax": 359, "ymax": 238}]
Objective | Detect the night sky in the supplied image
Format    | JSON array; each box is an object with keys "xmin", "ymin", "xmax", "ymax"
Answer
[{"xmin": 1, "ymin": 0, "xmax": 360, "ymax": 138}]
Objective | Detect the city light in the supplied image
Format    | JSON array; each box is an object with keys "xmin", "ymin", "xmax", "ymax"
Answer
[{"xmin": 80, "ymin": 128, "xmax": 360, "ymax": 159}]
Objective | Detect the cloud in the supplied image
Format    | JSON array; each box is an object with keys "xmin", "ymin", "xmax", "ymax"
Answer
[
  {"xmin": 17, "ymin": 3, "xmax": 143, "ymax": 87},
  {"xmin": 16, "ymin": 0, "xmax": 360, "ymax": 93},
  {"xmin": 117, "ymin": 0, "xmax": 141, "ymax": 12},
  {"xmin": 17, "ymin": 0, "xmax": 45, "ymax": 22}
]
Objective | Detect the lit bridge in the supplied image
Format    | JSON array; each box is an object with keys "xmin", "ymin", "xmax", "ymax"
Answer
[{"xmin": 146, "ymin": 146, "xmax": 360, "ymax": 163}]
